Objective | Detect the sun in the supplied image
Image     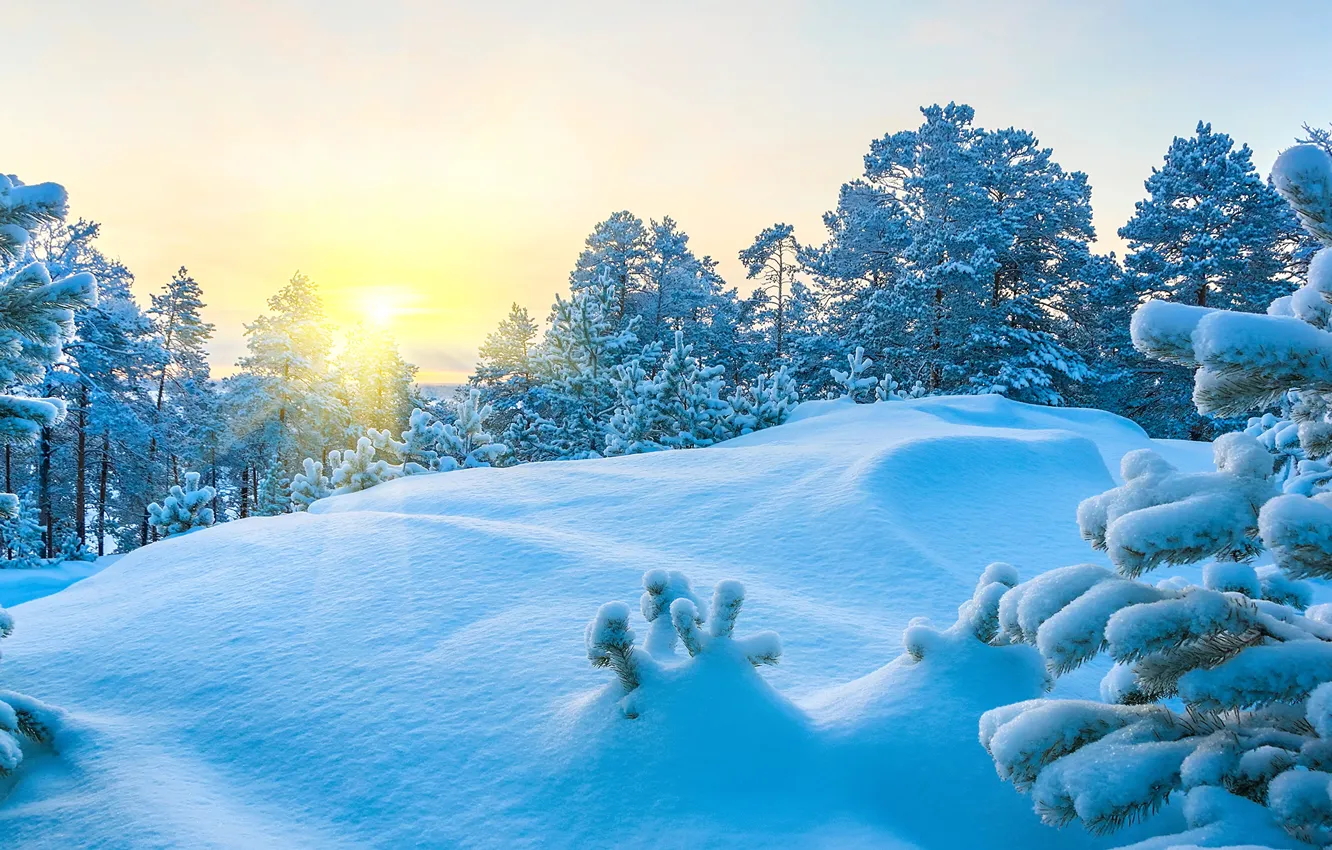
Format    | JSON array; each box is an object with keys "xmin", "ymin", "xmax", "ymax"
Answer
[{"xmin": 365, "ymin": 300, "xmax": 395, "ymax": 328}]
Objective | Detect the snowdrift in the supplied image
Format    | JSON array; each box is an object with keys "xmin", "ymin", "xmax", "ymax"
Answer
[{"xmin": 0, "ymin": 396, "xmax": 1213, "ymax": 848}]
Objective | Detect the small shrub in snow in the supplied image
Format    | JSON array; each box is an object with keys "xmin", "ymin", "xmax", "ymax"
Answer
[
  {"xmin": 147, "ymin": 471, "xmax": 216, "ymax": 537},
  {"xmin": 0, "ymin": 607, "xmax": 63, "ymax": 778},
  {"xmin": 585, "ymin": 571, "xmax": 782, "ymax": 718}
]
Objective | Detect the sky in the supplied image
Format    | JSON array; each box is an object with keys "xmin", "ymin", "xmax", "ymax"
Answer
[{"xmin": 9, "ymin": 0, "xmax": 1331, "ymax": 382}]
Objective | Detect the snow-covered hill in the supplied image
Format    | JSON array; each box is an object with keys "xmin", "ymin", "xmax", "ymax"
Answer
[{"xmin": 0, "ymin": 396, "xmax": 1213, "ymax": 849}]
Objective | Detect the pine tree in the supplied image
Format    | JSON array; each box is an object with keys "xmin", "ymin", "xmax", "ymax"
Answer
[
  {"xmin": 254, "ymin": 457, "xmax": 289, "ymax": 517},
  {"xmin": 652, "ymin": 332, "xmax": 728, "ymax": 449},
  {"xmin": 535, "ymin": 279, "xmax": 641, "ymax": 458},
  {"xmin": 147, "ymin": 471, "xmax": 215, "ymax": 537},
  {"xmin": 739, "ymin": 223, "xmax": 800, "ymax": 359},
  {"xmin": 1118, "ymin": 122, "xmax": 1303, "ymax": 438},
  {"xmin": 337, "ymin": 326, "xmax": 417, "ymax": 435},
  {"xmin": 585, "ymin": 571, "xmax": 782, "ymax": 719},
  {"xmin": 235, "ymin": 272, "xmax": 344, "ymax": 466},
  {"xmin": 806, "ymin": 104, "xmax": 1098, "ymax": 403},
  {"xmin": 439, "ymin": 389, "xmax": 506, "ymax": 469},
  {"xmin": 0, "ymin": 494, "xmax": 45, "ymax": 568},
  {"xmin": 570, "ymin": 211, "xmax": 649, "ymax": 323},
  {"xmin": 471, "ymin": 303, "xmax": 538, "ymax": 427}
]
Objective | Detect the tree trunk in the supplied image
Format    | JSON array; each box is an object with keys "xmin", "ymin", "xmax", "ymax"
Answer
[
  {"xmin": 39, "ymin": 422, "xmax": 53, "ymax": 559},
  {"xmin": 240, "ymin": 462, "xmax": 250, "ymax": 519},
  {"xmin": 75, "ymin": 384, "xmax": 87, "ymax": 545},
  {"xmin": 98, "ymin": 431, "xmax": 110, "ymax": 557}
]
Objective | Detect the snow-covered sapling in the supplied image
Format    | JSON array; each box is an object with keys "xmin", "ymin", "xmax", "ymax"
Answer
[
  {"xmin": 0, "ymin": 606, "xmax": 63, "ymax": 778},
  {"xmin": 669, "ymin": 579, "xmax": 783, "ymax": 666},
  {"xmin": 147, "ymin": 471, "xmax": 216, "ymax": 537},
  {"xmin": 289, "ymin": 457, "xmax": 331, "ymax": 511},
  {"xmin": 639, "ymin": 569, "xmax": 702, "ymax": 656},
  {"xmin": 830, "ymin": 346, "xmax": 876, "ymax": 402},
  {"xmin": 330, "ymin": 436, "xmax": 399, "ymax": 495},
  {"xmin": 585, "ymin": 571, "xmax": 783, "ymax": 718}
]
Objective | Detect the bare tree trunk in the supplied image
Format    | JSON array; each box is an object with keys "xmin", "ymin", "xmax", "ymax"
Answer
[
  {"xmin": 240, "ymin": 462, "xmax": 250, "ymax": 519},
  {"xmin": 75, "ymin": 384, "xmax": 88, "ymax": 545},
  {"xmin": 98, "ymin": 431, "xmax": 110, "ymax": 557},
  {"xmin": 39, "ymin": 423, "xmax": 53, "ymax": 559},
  {"xmin": 4, "ymin": 444, "xmax": 11, "ymax": 559}
]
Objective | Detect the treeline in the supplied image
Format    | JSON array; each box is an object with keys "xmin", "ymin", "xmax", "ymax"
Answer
[{"xmin": 2, "ymin": 104, "xmax": 1326, "ymax": 562}]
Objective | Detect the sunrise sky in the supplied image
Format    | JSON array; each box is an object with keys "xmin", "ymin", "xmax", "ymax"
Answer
[{"xmin": 10, "ymin": 0, "xmax": 1329, "ymax": 382}]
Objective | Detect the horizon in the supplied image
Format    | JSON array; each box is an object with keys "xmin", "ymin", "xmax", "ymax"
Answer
[{"xmin": 11, "ymin": 0, "xmax": 1329, "ymax": 382}]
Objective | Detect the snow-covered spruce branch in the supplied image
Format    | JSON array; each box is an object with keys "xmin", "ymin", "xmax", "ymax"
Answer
[
  {"xmin": 585, "ymin": 571, "xmax": 781, "ymax": 718},
  {"xmin": 979, "ymin": 146, "xmax": 1332, "ymax": 845},
  {"xmin": 0, "ymin": 606, "xmax": 64, "ymax": 779}
]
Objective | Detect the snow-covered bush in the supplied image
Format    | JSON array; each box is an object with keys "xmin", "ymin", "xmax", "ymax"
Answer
[
  {"xmin": 0, "ymin": 606, "xmax": 63, "ymax": 778},
  {"xmin": 981, "ymin": 143, "xmax": 1332, "ymax": 846},
  {"xmin": 289, "ymin": 457, "xmax": 331, "ymax": 511},
  {"xmin": 585, "ymin": 571, "xmax": 782, "ymax": 718},
  {"xmin": 147, "ymin": 471, "xmax": 216, "ymax": 537}
]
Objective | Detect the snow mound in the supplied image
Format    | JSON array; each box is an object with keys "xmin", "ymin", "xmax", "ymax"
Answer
[{"xmin": 1, "ymin": 396, "xmax": 1208, "ymax": 848}]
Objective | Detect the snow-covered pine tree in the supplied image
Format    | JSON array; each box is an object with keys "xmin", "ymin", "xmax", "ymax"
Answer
[
  {"xmin": 605, "ymin": 356, "xmax": 661, "ymax": 456},
  {"xmin": 979, "ymin": 142, "xmax": 1332, "ymax": 845},
  {"xmin": 830, "ymin": 346, "xmax": 876, "ymax": 402},
  {"xmin": 585, "ymin": 571, "xmax": 782, "ymax": 718},
  {"xmin": 569, "ymin": 210, "xmax": 649, "ymax": 324},
  {"xmin": 289, "ymin": 457, "xmax": 331, "ymax": 511},
  {"xmin": 501, "ymin": 403, "xmax": 560, "ymax": 465},
  {"xmin": 722, "ymin": 366, "xmax": 800, "ymax": 437},
  {"xmin": 254, "ymin": 458, "xmax": 289, "ymax": 517},
  {"xmin": 397, "ymin": 408, "xmax": 448, "ymax": 473},
  {"xmin": 806, "ymin": 105, "xmax": 1097, "ymax": 404},
  {"xmin": 439, "ymin": 389, "xmax": 506, "ymax": 469},
  {"xmin": 470, "ymin": 302, "xmax": 538, "ymax": 434},
  {"xmin": 653, "ymin": 331, "xmax": 728, "ymax": 449},
  {"xmin": 535, "ymin": 278, "xmax": 640, "ymax": 458},
  {"xmin": 329, "ymin": 436, "xmax": 398, "ymax": 495},
  {"xmin": 0, "ymin": 494, "xmax": 46, "ymax": 568},
  {"xmin": 0, "ymin": 605, "xmax": 64, "ymax": 778},
  {"xmin": 1117, "ymin": 122, "xmax": 1303, "ymax": 438},
  {"xmin": 147, "ymin": 471, "xmax": 216, "ymax": 537},
  {"xmin": 0, "ymin": 175, "xmax": 97, "ymax": 520}
]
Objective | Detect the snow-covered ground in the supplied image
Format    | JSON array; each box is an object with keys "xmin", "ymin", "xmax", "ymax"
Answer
[
  {"xmin": 0, "ymin": 557, "xmax": 118, "ymax": 608},
  {"xmin": 0, "ymin": 396, "xmax": 1215, "ymax": 849}
]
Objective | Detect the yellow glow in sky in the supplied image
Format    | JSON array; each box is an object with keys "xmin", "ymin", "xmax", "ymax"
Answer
[{"xmin": 9, "ymin": 1, "xmax": 1328, "ymax": 383}]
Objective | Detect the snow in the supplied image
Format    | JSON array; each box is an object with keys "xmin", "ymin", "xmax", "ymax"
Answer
[
  {"xmin": 0, "ymin": 558, "xmax": 116, "ymax": 608},
  {"xmin": 0, "ymin": 395, "xmax": 1218, "ymax": 848}
]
